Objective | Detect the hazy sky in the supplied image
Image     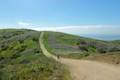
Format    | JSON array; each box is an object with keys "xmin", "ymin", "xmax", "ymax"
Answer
[{"xmin": 0, "ymin": 0, "xmax": 120, "ymax": 40}]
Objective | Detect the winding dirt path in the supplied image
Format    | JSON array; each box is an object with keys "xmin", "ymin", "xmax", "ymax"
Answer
[{"xmin": 40, "ymin": 32, "xmax": 120, "ymax": 80}]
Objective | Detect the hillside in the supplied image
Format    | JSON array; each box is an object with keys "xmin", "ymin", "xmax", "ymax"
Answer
[
  {"xmin": 0, "ymin": 29, "xmax": 69, "ymax": 80},
  {"xmin": 0, "ymin": 29, "xmax": 120, "ymax": 80},
  {"xmin": 43, "ymin": 31, "xmax": 120, "ymax": 64},
  {"xmin": 41, "ymin": 32, "xmax": 120, "ymax": 80}
]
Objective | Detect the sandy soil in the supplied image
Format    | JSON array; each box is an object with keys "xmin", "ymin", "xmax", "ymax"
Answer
[{"xmin": 60, "ymin": 58, "xmax": 120, "ymax": 80}]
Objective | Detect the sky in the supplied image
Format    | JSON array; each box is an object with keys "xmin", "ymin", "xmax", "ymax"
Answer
[{"xmin": 0, "ymin": 0, "xmax": 120, "ymax": 40}]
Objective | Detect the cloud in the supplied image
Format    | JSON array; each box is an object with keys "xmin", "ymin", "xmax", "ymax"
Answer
[
  {"xmin": 0, "ymin": 24, "xmax": 120, "ymax": 36},
  {"xmin": 29, "ymin": 25, "xmax": 120, "ymax": 35},
  {"xmin": 18, "ymin": 21, "xmax": 30, "ymax": 26}
]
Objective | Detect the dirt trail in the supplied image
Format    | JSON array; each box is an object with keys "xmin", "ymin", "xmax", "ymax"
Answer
[
  {"xmin": 60, "ymin": 58, "xmax": 120, "ymax": 80},
  {"xmin": 40, "ymin": 32, "xmax": 120, "ymax": 80}
]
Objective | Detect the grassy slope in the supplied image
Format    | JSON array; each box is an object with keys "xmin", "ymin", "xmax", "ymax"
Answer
[
  {"xmin": 0, "ymin": 29, "xmax": 68, "ymax": 80},
  {"xmin": 44, "ymin": 31, "xmax": 120, "ymax": 64}
]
